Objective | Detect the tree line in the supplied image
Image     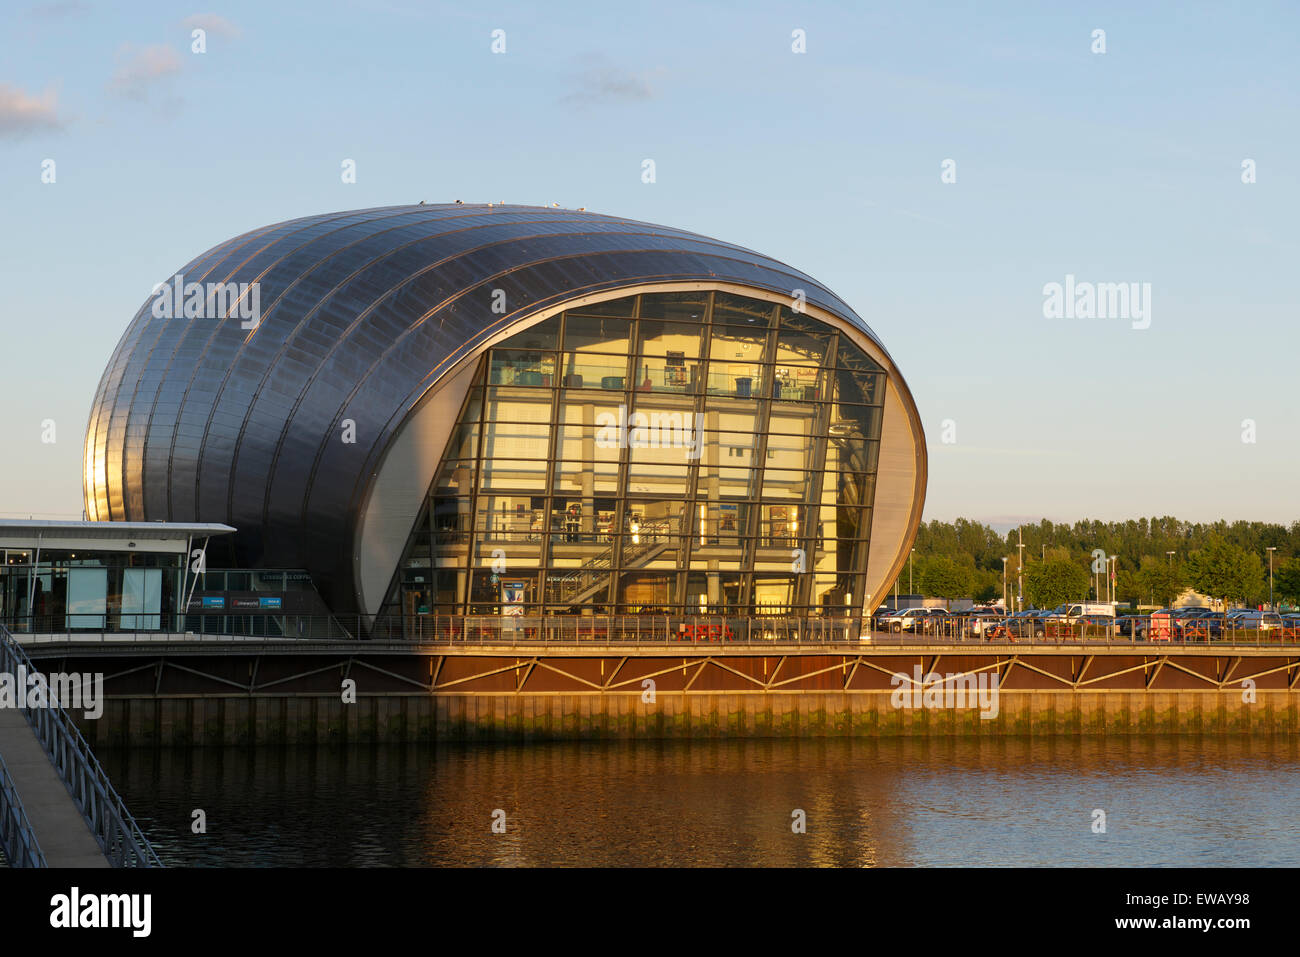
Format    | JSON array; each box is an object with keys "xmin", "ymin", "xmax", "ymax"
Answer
[{"xmin": 901, "ymin": 517, "xmax": 1300, "ymax": 609}]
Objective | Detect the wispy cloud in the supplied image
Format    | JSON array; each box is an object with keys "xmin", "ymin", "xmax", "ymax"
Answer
[
  {"xmin": 0, "ymin": 84, "xmax": 63, "ymax": 138},
  {"xmin": 561, "ymin": 55, "xmax": 660, "ymax": 107},
  {"xmin": 108, "ymin": 44, "xmax": 183, "ymax": 101},
  {"xmin": 26, "ymin": 1, "xmax": 90, "ymax": 19},
  {"xmin": 180, "ymin": 13, "xmax": 241, "ymax": 39}
]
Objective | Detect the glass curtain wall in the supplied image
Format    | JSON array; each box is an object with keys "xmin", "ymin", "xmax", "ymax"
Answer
[
  {"xmin": 0, "ymin": 550, "xmax": 183, "ymax": 632},
  {"xmin": 382, "ymin": 290, "xmax": 886, "ymax": 621}
]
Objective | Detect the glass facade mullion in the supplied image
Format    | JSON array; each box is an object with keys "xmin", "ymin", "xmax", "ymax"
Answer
[
  {"xmin": 462, "ymin": 358, "xmax": 491, "ymax": 613},
  {"xmin": 535, "ymin": 311, "xmax": 566, "ymax": 613},
  {"xmin": 676, "ymin": 291, "xmax": 712, "ymax": 606},
  {"xmin": 737, "ymin": 305, "xmax": 781, "ymax": 612},
  {"xmin": 604, "ymin": 296, "xmax": 642, "ymax": 610},
  {"xmin": 796, "ymin": 330, "xmax": 838, "ymax": 610}
]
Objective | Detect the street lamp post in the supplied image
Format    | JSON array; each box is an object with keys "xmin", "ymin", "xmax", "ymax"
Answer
[
  {"xmin": 909, "ymin": 548, "xmax": 915, "ymax": 597},
  {"xmin": 1016, "ymin": 533, "xmax": 1025, "ymax": 613},
  {"xmin": 1267, "ymin": 547, "xmax": 1277, "ymax": 611},
  {"xmin": 1002, "ymin": 557, "xmax": 1008, "ymax": 612}
]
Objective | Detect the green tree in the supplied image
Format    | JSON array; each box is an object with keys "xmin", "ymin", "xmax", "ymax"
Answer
[
  {"xmin": 1186, "ymin": 537, "xmax": 1266, "ymax": 606},
  {"xmin": 1025, "ymin": 558, "xmax": 1090, "ymax": 608},
  {"xmin": 904, "ymin": 515, "xmax": 1300, "ymax": 610},
  {"xmin": 916, "ymin": 554, "xmax": 973, "ymax": 598},
  {"xmin": 1273, "ymin": 558, "xmax": 1300, "ymax": 608},
  {"xmin": 1131, "ymin": 555, "xmax": 1183, "ymax": 607}
]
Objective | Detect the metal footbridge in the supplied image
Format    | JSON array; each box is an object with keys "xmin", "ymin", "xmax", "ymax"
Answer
[{"xmin": 0, "ymin": 625, "xmax": 160, "ymax": 868}]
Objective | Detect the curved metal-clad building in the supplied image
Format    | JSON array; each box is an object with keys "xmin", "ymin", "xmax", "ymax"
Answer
[{"xmin": 84, "ymin": 204, "xmax": 925, "ymax": 626}]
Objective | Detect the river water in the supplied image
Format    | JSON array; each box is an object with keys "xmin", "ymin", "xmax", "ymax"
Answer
[{"xmin": 98, "ymin": 736, "xmax": 1300, "ymax": 867}]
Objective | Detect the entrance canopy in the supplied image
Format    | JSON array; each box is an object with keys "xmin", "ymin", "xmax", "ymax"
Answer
[{"xmin": 0, "ymin": 520, "xmax": 235, "ymax": 556}]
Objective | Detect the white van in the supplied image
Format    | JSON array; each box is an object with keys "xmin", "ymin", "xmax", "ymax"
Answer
[{"xmin": 1051, "ymin": 602, "xmax": 1117, "ymax": 623}]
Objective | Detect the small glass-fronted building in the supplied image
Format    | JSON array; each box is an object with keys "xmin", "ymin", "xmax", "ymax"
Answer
[
  {"xmin": 84, "ymin": 204, "xmax": 925, "ymax": 633},
  {"xmin": 0, "ymin": 520, "xmax": 230, "ymax": 632}
]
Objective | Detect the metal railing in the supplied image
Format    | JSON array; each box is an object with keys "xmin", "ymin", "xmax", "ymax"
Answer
[
  {"xmin": 870, "ymin": 612, "xmax": 1300, "ymax": 647},
  {"xmin": 0, "ymin": 754, "xmax": 47, "ymax": 869},
  {"xmin": 392, "ymin": 612, "xmax": 1300, "ymax": 648},
  {"xmin": 5, "ymin": 610, "xmax": 1299, "ymax": 651},
  {"xmin": 394, "ymin": 614, "xmax": 864, "ymax": 645},
  {"xmin": 3, "ymin": 612, "xmax": 355, "ymax": 641},
  {"xmin": 0, "ymin": 625, "xmax": 161, "ymax": 867}
]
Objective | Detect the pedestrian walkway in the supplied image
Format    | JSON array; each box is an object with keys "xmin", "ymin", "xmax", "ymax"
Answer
[{"xmin": 0, "ymin": 707, "xmax": 108, "ymax": 868}]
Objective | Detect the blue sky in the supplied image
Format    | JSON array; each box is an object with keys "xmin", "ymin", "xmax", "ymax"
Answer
[{"xmin": 2, "ymin": 1, "xmax": 1297, "ymax": 527}]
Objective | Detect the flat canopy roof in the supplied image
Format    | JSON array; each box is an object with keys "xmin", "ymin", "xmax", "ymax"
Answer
[{"xmin": 0, "ymin": 520, "xmax": 236, "ymax": 554}]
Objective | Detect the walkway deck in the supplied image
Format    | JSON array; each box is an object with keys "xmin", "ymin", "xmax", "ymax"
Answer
[{"xmin": 0, "ymin": 707, "xmax": 108, "ymax": 867}]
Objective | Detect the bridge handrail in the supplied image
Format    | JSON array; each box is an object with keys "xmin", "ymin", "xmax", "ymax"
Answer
[
  {"xmin": 0, "ymin": 753, "xmax": 47, "ymax": 869},
  {"xmin": 4, "ymin": 611, "xmax": 1299, "ymax": 650},
  {"xmin": 0, "ymin": 625, "xmax": 161, "ymax": 868}
]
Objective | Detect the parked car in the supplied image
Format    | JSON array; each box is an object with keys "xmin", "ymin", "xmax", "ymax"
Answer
[
  {"xmin": 879, "ymin": 608, "xmax": 936, "ymax": 634},
  {"xmin": 994, "ymin": 609, "xmax": 1048, "ymax": 640},
  {"xmin": 1224, "ymin": 609, "xmax": 1253, "ymax": 630},
  {"xmin": 1075, "ymin": 613, "xmax": 1116, "ymax": 635},
  {"xmin": 1178, "ymin": 608, "xmax": 1223, "ymax": 642},
  {"xmin": 917, "ymin": 608, "xmax": 954, "ymax": 637},
  {"xmin": 965, "ymin": 608, "xmax": 1004, "ymax": 639},
  {"xmin": 1224, "ymin": 610, "xmax": 1283, "ymax": 635},
  {"xmin": 987, "ymin": 611, "xmax": 1025, "ymax": 640},
  {"xmin": 1115, "ymin": 615, "xmax": 1150, "ymax": 640},
  {"xmin": 989, "ymin": 610, "xmax": 1027, "ymax": 640}
]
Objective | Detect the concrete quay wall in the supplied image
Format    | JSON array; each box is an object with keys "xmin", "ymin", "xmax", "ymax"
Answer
[{"xmin": 73, "ymin": 689, "xmax": 1300, "ymax": 746}]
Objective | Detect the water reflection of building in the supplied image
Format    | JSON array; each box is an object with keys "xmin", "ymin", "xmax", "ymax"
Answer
[{"xmin": 83, "ymin": 204, "xmax": 925, "ymax": 633}]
